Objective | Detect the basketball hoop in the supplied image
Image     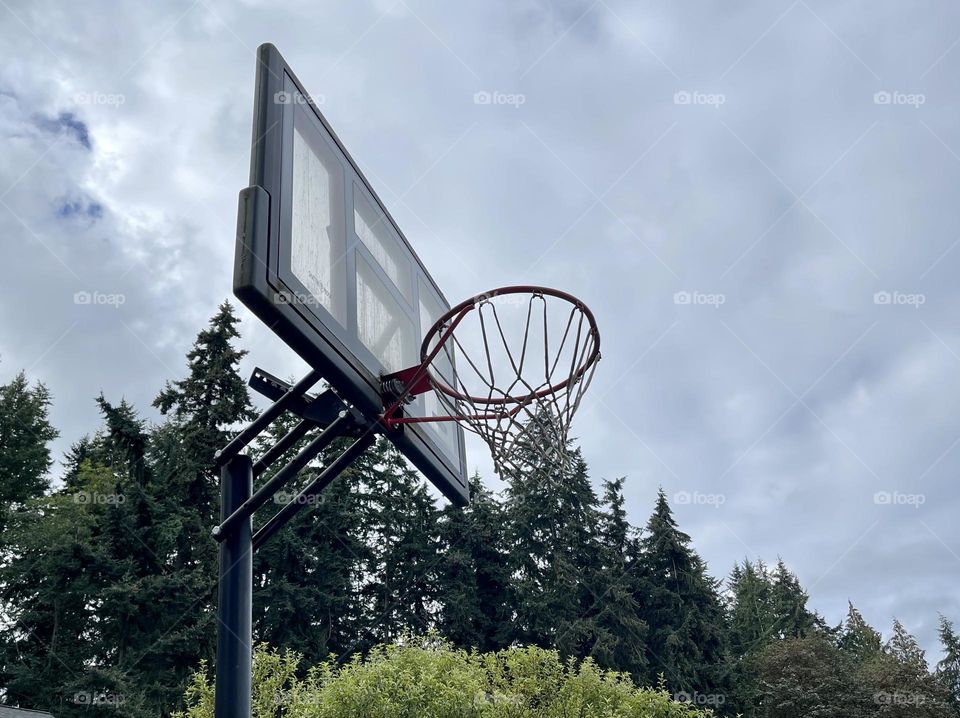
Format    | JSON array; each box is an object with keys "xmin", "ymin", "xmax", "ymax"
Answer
[{"xmin": 380, "ymin": 286, "xmax": 600, "ymax": 476}]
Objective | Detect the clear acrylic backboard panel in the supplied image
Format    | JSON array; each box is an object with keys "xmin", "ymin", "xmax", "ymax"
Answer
[{"xmin": 234, "ymin": 44, "xmax": 468, "ymax": 505}]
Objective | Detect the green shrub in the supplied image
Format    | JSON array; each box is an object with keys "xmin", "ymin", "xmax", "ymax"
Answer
[{"xmin": 177, "ymin": 637, "xmax": 712, "ymax": 717}]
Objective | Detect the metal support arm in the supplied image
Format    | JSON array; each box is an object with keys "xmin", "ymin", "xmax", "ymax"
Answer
[
  {"xmin": 251, "ymin": 432, "xmax": 375, "ymax": 549},
  {"xmin": 213, "ymin": 412, "xmax": 355, "ymax": 541}
]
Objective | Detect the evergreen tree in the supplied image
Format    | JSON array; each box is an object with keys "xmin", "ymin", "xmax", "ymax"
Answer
[
  {"xmin": 727, "ymin": 559, "xmax": 776, "ymax": 656},
  {"xmin": 753, "ymin": 636, "xmax": 867, "ymax": 718},
  {"xmin": 589, "ymin": 477, "xmax": 648, "ymax": 678},
  {"xmin": 435, "ymin": 475, "xmax": 513, "ymax": 653},
  {"xmin": 90, "ymin": 397, "xmax": 184, "ymax": 715},
  {"xmin": 252, "ymin": 413, "xmax": 369, "ymax": 663},
  {"xmin": 726, "ymin": 559, "xmax": 776, "ymax": 715},
  {"xmin": 1, "ymin": 395, "xmax": 187, "ymax": 716},
  {"xmin": 153, "ymin": 302, "xmax": 254, "ymax": 570},
  {"xmin": 636, "ymin": 488, "xmax": 729, "ymax": 696},
  {"xmin": 857, "ymin": 619, "xmax": 956, "ymax": 717},
  {"xmin": 0, "ymin": 460, "xmax": 122, "ymax": 715},
  {"xmin": 354, "ymin": 439, "xmax": 440, "ymax": 649},
  {"xmin": 887, "ymin": 618, "xmax": 929, "ymax": 676},
  {"xmin": 142, "ymin": 302, "xmax": 255, "ymax": 713},
  {"xmin": 503, "ymin": 415, "xmax": 604, "ymax": 659},
  {"xmin": 769, "ymin": 559, "xmax": 816, "ymax": 640},
  {"xmin": 0, "ymin": 371, "xmax": 58, "ymax": 533},
  {"xmin": 838, "ymin": 602, "xmax": 883, "ymax": 665},
  {"xmin": 937, "ymin": 616, "xmax": 960, "ymax": 710}
]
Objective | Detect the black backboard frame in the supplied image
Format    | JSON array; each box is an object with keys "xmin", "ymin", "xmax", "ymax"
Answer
[{"xmin": 234, "ymin": 43, "xmax": 469, "ymax": 506}]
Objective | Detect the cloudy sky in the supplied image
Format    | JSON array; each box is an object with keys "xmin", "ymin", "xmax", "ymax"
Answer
[{"xmin": 3, "ymin": 0, "xmax": 960, "ymax": 658}]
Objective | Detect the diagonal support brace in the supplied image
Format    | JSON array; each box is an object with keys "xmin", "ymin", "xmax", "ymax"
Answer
[{"xmin": 251, "ymin": 431, "xmax": 375, "ymax": 549}]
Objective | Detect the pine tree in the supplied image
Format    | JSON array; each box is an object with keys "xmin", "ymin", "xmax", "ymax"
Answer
[
  {"xmin": 0, "ymin": 460, "xmax": 120, "ymax": 715},
  {"xmin": 252, "ymin": 412, "xmax": 369, "ymax": 663},
  {"xmin": 753, "ymin": 636, "xmax": 866, "ymax": 718},
  {"xmin": 936, "ymin": 616, "xmax": 960, "ymax": 710},
  {"xmin": 153, "ymin": 302, "xmax": 255, "ymax": 570},
  {"xmin": 727, "ymin": 559, "xmax": 776, "ymax": 656},
  {"xmin": 0, "ymin": 394, "xmax": 192, "ymax": 716},
  {"xmin": 0, "ymin": 371, "xmax": 65, "ymax": 710},
  {"xmin": 143, "ymin": 302, "xmax": 255, "ymax": 712},
  {"xmin": 435, "ymin": 475, "xmax": 512, "ymax": 652},
  {"xmin": 636, "ymin": 488, "xmax": 729, "ymax": 696},
  {"xmin": 838, "ymin": 602, "xmax": 882, "ymax": 665},
  {"xmin": 769, "ymin": 558, "xmax": 816, "ymax": 640},
  {"xmin": 503, "ymin": 415, "xmax": 604, "ymax": 659},
  {"xmin": 888, "ymin": 618, "xmax": 929, "ymax": 676},
  {"xmin": 89, "ymin": 397, "xmax": 184, "ymax": 715},
  {"xmin": 0, "ymin": 372, "xmax": 58, "ymax": 533},
  {"xmin": 354, "ymin": 439, "xmax": 440, "ymax": 649},
  {"xmin": 857, "ymin": 619, "xmax": 956, "ymax": 718},
  {"xmin": 726, "ymin": 559, "xmax": 776, "ymax": 715},
  {"xmin": 589, "ymin": 477, "xmax": 648, "ymax": 678}
]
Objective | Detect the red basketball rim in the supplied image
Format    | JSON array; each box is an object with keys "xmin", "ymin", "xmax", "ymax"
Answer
[{"xmin": 420, "ymin": 285, "xmax": 601, "ymax": 406}]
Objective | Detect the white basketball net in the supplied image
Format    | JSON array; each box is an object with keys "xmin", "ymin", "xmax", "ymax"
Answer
[{"xmin": 423, "ymin": 290, "xmax": 600, "ymax": 477}]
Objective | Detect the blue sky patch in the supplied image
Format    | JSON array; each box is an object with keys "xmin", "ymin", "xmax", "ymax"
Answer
[
  {"xmin": 34, "ymin": 111, "xmax": 91, "ymax": 150},
  {"xmin": 57, "ymin": 198, "xmax": 103, "ymax": 221}
]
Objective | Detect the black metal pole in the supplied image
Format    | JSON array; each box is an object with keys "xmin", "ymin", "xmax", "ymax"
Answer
[{"xmin": 215, "ymin": 454, "xmax": 253, "ymax": 718}]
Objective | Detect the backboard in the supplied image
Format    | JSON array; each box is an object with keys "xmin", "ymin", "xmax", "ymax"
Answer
[{"xmin": 234, "ymin": 44, "xmax": 469, "ymax": 506}]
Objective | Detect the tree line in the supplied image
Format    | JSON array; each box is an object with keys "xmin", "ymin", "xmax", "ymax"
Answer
[{"xmin": 0, "ymin": 303, "xmax": 958, "ymax": 717}]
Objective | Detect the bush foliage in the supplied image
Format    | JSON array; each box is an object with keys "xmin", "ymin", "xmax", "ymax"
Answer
[{"xmin": 176, "ymin": 638, "xmax": 711, "ymax": 718}]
